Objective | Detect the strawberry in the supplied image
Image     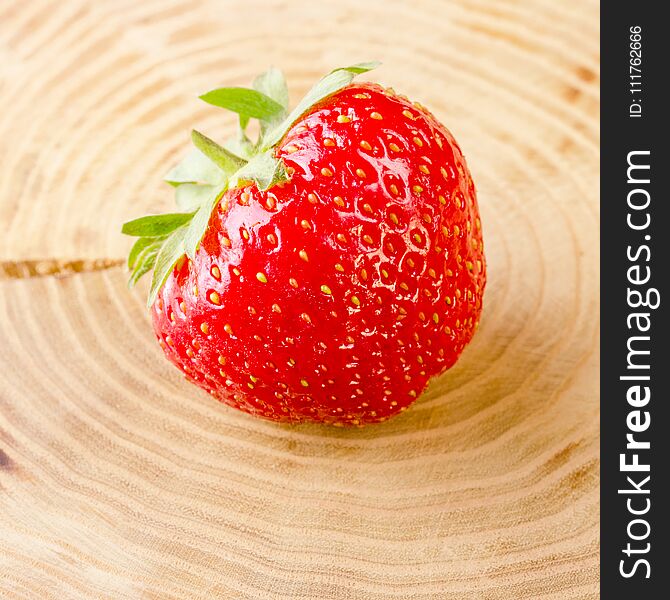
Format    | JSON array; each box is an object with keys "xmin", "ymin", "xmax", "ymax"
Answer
[{"xmin": 123, "ymin": 63, "xmax": 485, "ymax": 426}]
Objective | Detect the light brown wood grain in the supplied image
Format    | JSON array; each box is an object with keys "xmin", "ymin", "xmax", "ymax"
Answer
[{"xmin": 0, "ymin": 0, "xmax": 599, "ymax": 598}]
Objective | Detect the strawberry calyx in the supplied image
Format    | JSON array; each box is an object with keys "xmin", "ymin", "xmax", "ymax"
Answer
[{"xmin": 122, "ymin": 62, "xmax": 380, "ymax": 307}]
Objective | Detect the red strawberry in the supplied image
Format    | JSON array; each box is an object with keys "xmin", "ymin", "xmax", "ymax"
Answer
[{"xmin": 123, "ymin": 64, "xmax": 485, "ymax": 426}]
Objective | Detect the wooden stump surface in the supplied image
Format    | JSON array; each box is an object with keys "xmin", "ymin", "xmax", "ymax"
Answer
[{"xmin": 0, "ymin": 1, "xmax": 599, "ymax": 598}]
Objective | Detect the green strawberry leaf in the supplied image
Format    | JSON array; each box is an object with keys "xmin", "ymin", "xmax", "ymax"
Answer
[
  {"xmin": 122, "ymin": 212, "xmax": 194, "ymax": 237},
  {"xmin": 164, "ymin": 148, "xmax": 225, "ymax": 187},
  {"xmin": 128, "ymin": 238, "xmax": 163, "ymax": 288},
  {"xmin": 225, "ymin": 133, "xmax": 255, "ymax": 161},
  {"xmin": 230, "ymin": 151, "xmax": 289, "ymax": 192},
  {"xmin": 199, "ymin": 87, "xmax": 284, "ymax": 120},
  {"xmin": 191, "ymin": 130, "xmax": 246, "ymax": 174},
  {"xmin": 175, "ymin": 182, "xmax": 216, "ymax": 212},
  {"xmin": 262, "ymin": 61, "xmax": 380, "ymax": 149},
  {"xmin": 253, "ymin": 67, "xmax": 289, "ymax": 112},
  {"xmin": 183, "ymin": 184, "xmax": 226, "ymax": 258},
  {"xmin": 147, "ymin": 225, "xmax": 188, "ymax": 308},
  {"xmin": 128, "ymin": 236, "xmax": 163, "ymax": 269},
  {"xmin": 253, "ymin": 67, "xmax": 289, "ymax": 142}
]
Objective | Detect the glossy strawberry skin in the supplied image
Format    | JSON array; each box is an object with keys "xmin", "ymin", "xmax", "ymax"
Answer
[{"xmin": 152, "ymin": 83, "xmax": 485, "ymax": 425}]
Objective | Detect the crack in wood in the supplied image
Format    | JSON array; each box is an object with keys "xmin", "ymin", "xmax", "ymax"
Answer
[
  {"xmin": 0, "ymin": 259, "xmax": 125, "ymax": 280},
  {"xmin": 0, "ymin": 448, "xmax": 14, "ymax": 471}
]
